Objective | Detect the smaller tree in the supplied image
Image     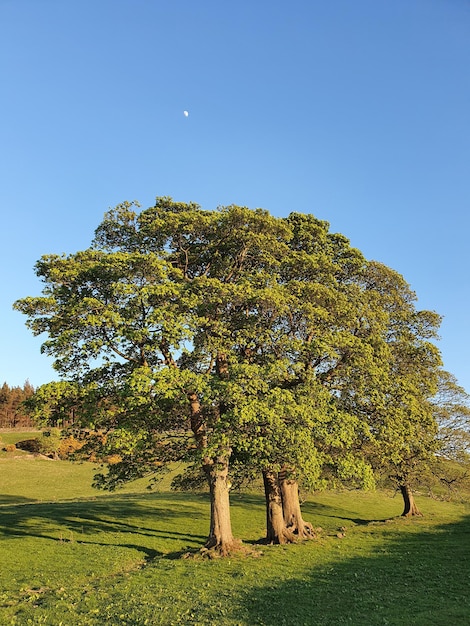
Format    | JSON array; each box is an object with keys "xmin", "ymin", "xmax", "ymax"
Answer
[
  {"xmin": 226, "ymin": 367, "xmax": 326, "ymax": 544},
  {"xmin": 431, "ymin": 370, "xmax": 470, "ymax": 495},
  {"xmin": 23, "ymin": 381, "xmax": 82, "ymax": 428},
  {"xmin": 332, "ymin": 262, "xmax": 443, "ymax": 517},
  {"xmin": 368, "ymin": 320, "xmax": 442, "ymax": 516}
]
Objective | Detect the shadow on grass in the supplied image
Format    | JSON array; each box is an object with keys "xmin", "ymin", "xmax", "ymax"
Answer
[
  {"xmin": 0, "ymin": 492, "xmax": 209, "ymax": 558},
  {"xmin": 0, "ymin": 495, "xmax": 36, "ymax": 506},
  {"xmin": 231, "ymin": 514, "xmax": 470, "ymax": 626},
  {"xmin": 300, "ymin": 497, "xmax": 401, "ymax": 526}
]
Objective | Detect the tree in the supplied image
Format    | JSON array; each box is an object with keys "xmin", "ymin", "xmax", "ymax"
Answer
[
  {"xmin": 223, "ymin": 211, "xmax": 379, "ymax": 542},
  {"xmin": 14, "ymin": 197, "xmax": 445, "ymax": 552},
  {"xmin": 23, "ymin": 381, "xmax": 81, "ymax": 428},
  {"xmin": 431, "ymin": 370, "xmax": 470, "ymax": 494},
  {"xmin": 345, "ymin": 262, "xmax": 443, "ymax": 516},
  {"xmin": 0, "ymin": 381, "xmax": 35, "ymax": 428},
  {"xmin": 15, "ymin": 199, "xmax": 299, "ymax": 554},
  {"xmin": 226, "ymin": 367, "xmax": 332, "ymax": 543}
]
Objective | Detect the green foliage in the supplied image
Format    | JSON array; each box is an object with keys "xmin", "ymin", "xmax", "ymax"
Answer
[
  {"xmin": 433, "ymin": 370, "xmax": 470, "ymax": 462},
  {"xmin": 37, "ymin": 428, "xmax": 63, "ymax": 456},
  {"xmin": 428, "ymin": 370, "xmax": 470, "ymax": 494},
  {"xmin": 14, "ymin": 197, "xmax": 446, "ymax": 504}
]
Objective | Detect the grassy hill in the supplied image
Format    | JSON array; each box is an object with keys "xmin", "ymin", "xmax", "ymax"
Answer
[{"xmin": 0, "ymin": 453, "xmax": 469, "ymax": 625}]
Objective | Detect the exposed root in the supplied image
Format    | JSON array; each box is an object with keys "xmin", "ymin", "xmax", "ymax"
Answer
[
  {"xmin": 183, "ymin": 539, "xmax": 262, "ymax": 560},
  {"xmin": 298, "ymin": 521, "xmax": 317, "ymax": 539},
  {"xmin": 263, "ymin": 522, "xmax": 318, "ymax": 545},
  {"xmin": 401, "ymin": 509, "xmax": 423, "ymax": 518},
  {"xmin": 282, "ymin": 527, "xmax": 297, "ymax": 544},
  {"xmin": 286, "ymin": 520, "xmax": 318, "ymax": 540}
]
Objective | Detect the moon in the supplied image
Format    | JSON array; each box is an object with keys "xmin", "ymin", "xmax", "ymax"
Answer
[{"xmin": 183, "ymin": 110, "xmax": 189, "ymax": 117}]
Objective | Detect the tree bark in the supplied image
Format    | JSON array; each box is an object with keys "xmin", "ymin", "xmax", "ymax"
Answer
[
  {"xmin": 204, "ymin": 456, "xmax": 237, "ymax": 555},
  {"xmin": 187, "ymin": 390, "xmax": 237, "ymax": 554},
  {"xmin": 279, "ymin": 470, "xmax": 315, "ymax": 539},
  {"xmin": 400, "ymin": 483, "xmax": 422, "ymax": 517},
  {"xmin": 186, "ymin": 352, "xmax": 242, "ymax": 556},
  {"xmin": 262, "ymin": 470, "xmax": 295, "ymax": 544},
  {"xmin": 200, "ymin": 352, "xmax": 240, "ymax": 554}
]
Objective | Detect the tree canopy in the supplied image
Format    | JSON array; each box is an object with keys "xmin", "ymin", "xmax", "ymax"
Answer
[{"xmin": 15, "ymin": 197, "xmax": 446, "ymax": 552}]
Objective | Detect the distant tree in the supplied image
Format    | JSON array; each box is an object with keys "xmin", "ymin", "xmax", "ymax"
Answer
[
  {"xmin": 0, "ymin": 381, "xmax": 35, "ymax": 428},
  {"xmin": 23, "ymin": 381, "xmax": 82, "ymax": 428},
  {"xmin": 431, "ymin": 370, "xmax": 470, "ymax": 493},
  {"xmin": 0, "ymin": 383, "xmax": 9, "ymax": 405}
]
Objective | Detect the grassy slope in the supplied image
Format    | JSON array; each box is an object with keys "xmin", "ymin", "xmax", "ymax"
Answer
[
  {"xmin": 0, "ymin": 457, "xmax": 469, "ymax": 625},
  {"xmin": 0, "ymin": 431, "xmax": 42, "ymax": 445}
]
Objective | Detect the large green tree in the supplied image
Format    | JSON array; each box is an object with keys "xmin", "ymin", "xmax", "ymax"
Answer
[
  {"xmin": 224, "ymin": 211, "xmax": 380, "ymax": 542},
  {"xmin": 15, "ymin": 197, "xmax": 444, "ymax": 550},
  {"xmin": 16, "ymin": 199, "xmax": 298, "ymax": 553}
]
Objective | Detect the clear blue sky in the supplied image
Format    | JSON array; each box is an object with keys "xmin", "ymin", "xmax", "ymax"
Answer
[{"xmin": 1, "ymin": 0, "xmax": 469, "ymax": 392}]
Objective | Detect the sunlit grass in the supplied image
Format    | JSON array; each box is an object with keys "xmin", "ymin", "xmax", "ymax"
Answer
[
  {"xmin": 0, "ymin": 457, "xmax": 157, "ymax": 502},
  {"xmin": 0, "ymin": 430, "xmax": 41, "ymax": 445},
  {"xmin": 0, "ymin": 456, "xmax": 469, "ymax": 625}
]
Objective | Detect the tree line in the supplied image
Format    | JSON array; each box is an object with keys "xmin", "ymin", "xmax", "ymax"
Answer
[
  {"xmin": 0, "ymin": 381, "xmax": 35, "ymax": 428},
  {"xmin": 14, "ymin": 198, "xmax": 470, "ymax": 555}
]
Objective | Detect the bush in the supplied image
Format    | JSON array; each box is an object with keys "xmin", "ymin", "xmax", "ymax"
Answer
[
  {"xmin": 16, "ymin": 430, "xmax": 68, "ymax": 459},
  {"xmin": 57, "ymin": 436, "xmax": 84, "ymax": 460},
  {"xmin": 15, "ymin": 439, "xmax": 41, "ymax": 453},
  {"xmin": 38, "ymin": 429, "xmax": 63, "ymax": 457}
]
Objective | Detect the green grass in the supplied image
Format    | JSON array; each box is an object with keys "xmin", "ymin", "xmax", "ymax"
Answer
[
  {"xmin": 0, "ymin": 457, "xmax": 469, "ymax": 625},
  {"xmin": 0, "ymin": 457, "xmax": 161, "ymax": 503},
  {"xmin": 0, "ymin": 430, "xmax": 41, "ymax": 445}
]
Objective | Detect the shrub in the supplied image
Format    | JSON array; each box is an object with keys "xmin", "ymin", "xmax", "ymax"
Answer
[
  {"xmin": 106, "ymin": 454, "xmax": 122, "ymax": 465},
  {"xmin": 15, "ymin": 439, "xmax": 41, "ymax": 453},
  {"xmin": 38, "ymin": 429, "xmax": 63, "ymax": 457},
  {"xmin": 57, "ymin": 436, "xmax": 84, "ymax": 460}
]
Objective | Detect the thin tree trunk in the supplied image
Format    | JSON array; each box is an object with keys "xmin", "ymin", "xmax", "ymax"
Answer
[
  {"xmin": 262, "ymin": 470, "xmax": 295, "ymax": 544},
  {"xmin": 203, "ymin": 456, "xmax": 238, "ymax": 555},
  {"xmin": 400, "ymin": 483, "xmax": 422, "ymax": 517},
  {"xmin": 279, "ymin": 470, "xmax": 315, "ymax": 539}
]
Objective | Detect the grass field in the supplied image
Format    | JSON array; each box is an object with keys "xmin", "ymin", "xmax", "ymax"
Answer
[{"xmin": 1, "ymin": 452, "xmax": 469, "ymax": 625}]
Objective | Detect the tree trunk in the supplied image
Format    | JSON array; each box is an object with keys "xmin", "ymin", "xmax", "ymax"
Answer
[
  {"xmin": 279, "ymin": 471, "xmax": 315, "ymax": 539},
  {"xmin": 400, "ymin": 483, "xmax": 422, "ymax": 517},
  {"xmin": 262, "ymin": 470, "xmax": 295, "ymax": 544},
  {"xmin": 187, "ymin": 352, "xmax": 242, "ymax": 556},
  {"xmin": 201, "ymin": 352, "xmax": 240, "ymax": 555},
  {"xmin": 187, "ymin": 389, "xmax": 238, "ymax": 555},
  {"xmin": 203, "ymin": 457, "xmax": 238, "ymax": 555}
]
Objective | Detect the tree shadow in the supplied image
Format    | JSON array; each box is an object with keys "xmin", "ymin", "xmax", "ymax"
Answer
[
  {"xmin": 0, "ymin": 495, "xmax": 36, "ymax": 506},
  {"xmin": 230, "ymin": 492, "xmax": 396, "ymax": 544},
  {"xmin": 328, "ymin": 514, "xmax": 391, "ymax": 525},
  {"xmin": 300, "ymin": 497, "xmax": 402, "ymax": 527},
  {"xmin": 230, "ymin": 514, "xmax": 470, "ymax": 625},
  {"xmin": 0, "ymin": 491, "xmax": 209, "ymax": 559}
]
